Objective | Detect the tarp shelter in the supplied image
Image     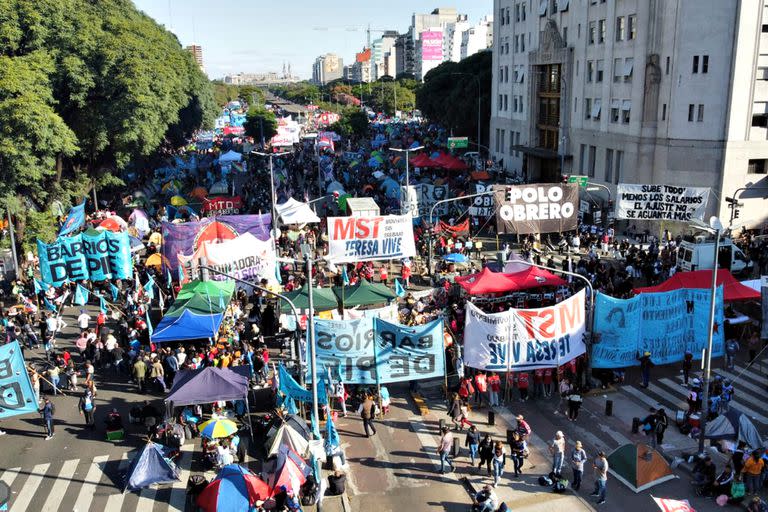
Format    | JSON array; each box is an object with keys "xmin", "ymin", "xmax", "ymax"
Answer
[
  {"xmin": 434, "ymin": 153, "xmax": 469, "ymax": 170},
  {"xmin": 151, "ymin": 279, "xmax": 234, "ymax": 342},
  {"xmin": 124, "ymin": 441, "xmax": 180, "ymax": 492},
  {"xmin": 455, "ymin": 266, "xmax": 567, "ymax": 295},
  {"xmin": 265, "ymin": 423, "xmax": 310, "ymax": 458},
  {"xmin": 145, "ymin": 253, "xmax": 170, "ymax": 269},
  {"xmin": 151, "ymin": 309, "xmax": 225, "ymax": 342},
  {"xmin": 279, "ymin": 284, "xmax": 339, "ymax": 314},
  {"xmin": 169, "ymin": 293, "xmax": 228, "ymax": 316},
  {"xmin": 276, "ymin": 198, "xmax": 321, "ymax": 225},
  {"xmin": 268, "ymin": 445, "xmax": 311, "ymax": 494},
  {"xmin": 634, "ymin": 269, "xmax": 760, "ymax": 302},
  {"xmin": 333, "ymin": 279, "xmax": 397, "ymax": 307},
  {"xmin": 607, "ymin": 443, "xmax": 676, "ymax": 493},
  {"xmin": 704, "ymin": 408, "xmax": 763, "ymax": 450},
  {"xmin": 346, "ymin": 197, "xmax": 380, "ymax": 216},
  {"xmin": 219, "ymin": 150, "xmax": 243, "ymax": 163}
]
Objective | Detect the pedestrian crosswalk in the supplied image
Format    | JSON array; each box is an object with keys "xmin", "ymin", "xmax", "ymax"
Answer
[{"xmin": 0, "ymin": 443, "xmax": 197, "ymax": 512}]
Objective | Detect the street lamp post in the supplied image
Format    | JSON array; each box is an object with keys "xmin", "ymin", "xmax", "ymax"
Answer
[
  {"xmin": 252, "ymin": 150, "xmax": 291, "ymax": 244},
  {"xmin": 390, "ymin": 146, "xmax": 424, "ymax": 215},
  {"xmin": 451, "ymin": 72, "xmax": 481, "ymax": 151}
]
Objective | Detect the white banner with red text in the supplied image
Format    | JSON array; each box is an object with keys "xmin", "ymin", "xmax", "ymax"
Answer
[{"xmin": 326, "ymin": 215, "xmax": 416, "ymax": 263}]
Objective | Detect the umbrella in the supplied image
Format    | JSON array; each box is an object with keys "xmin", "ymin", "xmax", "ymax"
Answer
[
  {"xmin": 189, "ymin": 186, "xmax": 208, "ymax": 200},
  {"xmin": 170, "ymin": 195, "xmax": 187, "ymax": 206},
  {"xmin": 145, "ymin": 253, "xmax": 169, "ymax": 268},
  {"xmin": 197, "ymin": 465, "xmax": 272, "ymax": 512},
  {"xmin": 98, "ymin": 218, "xmax": 123, "ymax": 232},
  {"xmin": 198, "ymin": 418, "xmax": 238, "ymax": 439},
  {"xmin": 443, "ymin": 253, "xmax": 468, "ymax": 264}
]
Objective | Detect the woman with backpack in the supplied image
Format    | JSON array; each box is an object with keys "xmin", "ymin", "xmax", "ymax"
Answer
[{"xmin": 78, "ymin": 389, "xmax": 96, "ymax": 429}]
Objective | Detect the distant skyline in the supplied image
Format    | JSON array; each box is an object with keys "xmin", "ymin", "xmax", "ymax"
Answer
[{"xmin": 132, "ymin": 1, "xmax": 492, "ymax": 79}]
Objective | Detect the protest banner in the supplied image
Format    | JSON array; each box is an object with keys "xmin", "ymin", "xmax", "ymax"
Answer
[
  {"xmin": 615, "ymin": 184, "xmax": 710, "ymax": 221},
  {"xmin": 326, "ymin": 215, "xmax": 416, "ymax": 263},
  {"xmin": 202, "ymin": 196, "xmax": 243, "ymax": 216},
  {"xmin": 435, "ymin": 219, "xmax": 470, "ymax": 236},
  {"xmin": 469, "ymin": 183, "xmax": 494, "ymax": 218},
  {"xmin": 592, "ymin": 287, "xmax": 724, "ymax": 368},
  {"xmin": 38, "ymin": 231, "xmax": 132, "ymax": 286},
  {"xmin": 495, "ymin": 184, "xmax": 579, "ymax": 235},
  {"xmin": 311, "ymin": 316, "xmax": 445, "ymax": 384},
  {"xmin": 162, "ymin": 214, "xmax": 271, "ymax": 271},
  {"xmin": 0, "ymin": 341, "xmax": 39, "ymax": 419},
  {"xmin": 403, "ymin": 184, "xmax": 449, "ymax": 218},
  {"xmin": 463, "ymin": 290, "xmax": 586, "ymax": 371}
]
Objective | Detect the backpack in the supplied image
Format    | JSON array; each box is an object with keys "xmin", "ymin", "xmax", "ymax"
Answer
[
  {"xmin": 553, "ymin": 478, "xmax": 569, "ymax": 493},
  {"xmin": 538, "ymin": 475, "xmax": 553, "ymax": 486},
  {"xmin": 731, "ymin": 481, "xmax": 745, "ymax": 499}
]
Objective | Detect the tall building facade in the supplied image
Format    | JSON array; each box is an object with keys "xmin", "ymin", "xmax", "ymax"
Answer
[
  {"xmin": 461, "ymin": 15, "xmax": 494, "ymax": 60},
  {"xmin": 351, "ymin": 48, "xmax": 373, "ymax": 83},
  {"xmin": 371, "ymin": 32, "xmax": 399, "ymax": 79},
  {"xmin": 491, "ymin": 0, "xmax": 768, "ymax": 227},
  {"xmin": 185, "ymin": 44, "xmax": 204, "ymax": 71},
  {"xmin": 312, "ymin": 53, "xmax": 344, "ymax": 85}
]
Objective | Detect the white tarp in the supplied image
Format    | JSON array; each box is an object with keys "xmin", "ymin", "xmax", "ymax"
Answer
[
  {"xmin": 219, "ymin": 150, "xmax": 243, "ymax": 163},
  {"xmin": 326, "ymin": 215, "xmax": 416, "ymax": 263},
  {"xmin": 464, "ymin": 290, "xmax": 587, "ymax": 371},
  {"xmin": 178, "ymin": 232, "xmax": 276, "ymax": 287},
  {"xmin": 615, "ymin": 184, "xmax": 710, "ymax": 221},
  {"xmin": 276, "ymin": 198, "xmax": 321, "ymax": 225}
]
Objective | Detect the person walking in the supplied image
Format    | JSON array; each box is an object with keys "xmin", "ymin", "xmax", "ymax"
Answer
[
  {"xmin": 550, "ymin": 431, "xmax": 566, "ymax": 476},
  {"xmin": 465, "ymin": 425, "xmax": 481, "ymax": 465},
  {"xmin": 78, "ymin": 389, "xmax": 96, "ymax": 429},
  {"xmin": 725, "ymin": 337, "xmax": 740, "ymax": 371},
  {"xmin": 41, "ymin": 397, "xmax": 55, "ymax": 440},
  {"xmin": 654, "ymin": 408, "xmax": 669, "ymax": 448},
  {"xmin": 150, "ymin": 357, "xmax": 166, "ymax": 392},
  {"xmin": 491, "ymin": 441, "xmax": 506, "ymax": 487},
  {"xmin": 438, "ymin": 427, "xmax": 455, "ymax": 474},
  {"xmin": 478, "ymin": 433, "xmax": 494, "ymax": 475},
  {"xmin": 509, "ymin": 431, "xmax": 526, "ymax": 477},
  {"xmin": 567, "ymin": 390, "xmax": 583, "ymax": 422},
  {"xmin": 133, "ymin": 357, "xmax": 147, "ymax": 393},
  {"xmin": 358, "ymin": 394, "xmax": 377, "ymax": 438},
  {"xmin": 591, "ymin": 451, "xmax": 609, "ymax": 505},
  {"xmin": 448, "ymin": 393, "xmax": 463, "ymax": 431},
  {"xmin": 570, "ymin": 441, "xmax": 588, "ymax": 491}
]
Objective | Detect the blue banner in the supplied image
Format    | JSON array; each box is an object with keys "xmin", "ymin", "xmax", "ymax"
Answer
[
  {"xmin": 0, "ymin": 341, "xmax": 38, "ymax": 419},
  {"xmin": 311, "ymin": 316, "xmax": 445, "ymax": 384},
  {"xmin": 37, "ymin": 230, "xmax": 133, "ymax": 286},
  {"xmin": 58, "ymin": 201, "xmax": 86, "ymax": 236},
  {"xmin": 592, "ymin": 287, "xmax": 725, "ymax": 368},
  {"xmin": 278, "ymin": 364, "xmax": 327, "ymax": 405}
]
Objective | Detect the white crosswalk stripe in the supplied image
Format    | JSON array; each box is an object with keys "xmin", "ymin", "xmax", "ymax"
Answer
[
  {"xmin": 11, "ymin": 463, "xmax": 50, "ymax": 511},
  {"xmin": 663, "ymin": 376, "xmax": 768, "ymax": 424},
  {"xmin": 41, "ymin": 459, "xmax": 80, "ymax": 512},
  {"xmin": 167, "ymin": 444, "xmax": 194, "ymax": 512},
  {"xmin": 73, "ymin": 455, "xmax": 110, "ymax": 512},
  {"xmin": 104, "ymin": 453, "xmax": 130, "ymax": 511},
  {"xmin": 0, "ymin": 467, "xmax": 21, "ymax": 488}
]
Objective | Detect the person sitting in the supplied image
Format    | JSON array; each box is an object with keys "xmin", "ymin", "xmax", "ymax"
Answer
[
  {"xmin": 471, "ymin": 485, "xmax": 498, "ymax": 512},
  {"xmin": 105, "ymin": 408, "xmax": 123, "ymax": 431},
  {"xmin": 692, "ymin": 456, "xmax": 716, "ymax": 496},
  {"xmin": 747, "ymin": 496, "xmax": 768, "ymax": 512},
  {"xmin": 713, "ymin": 463, "xmax": 734, "ymax": 497}
]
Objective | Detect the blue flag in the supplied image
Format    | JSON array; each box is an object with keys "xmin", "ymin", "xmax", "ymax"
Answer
[
  {"xmin": 99, "ymin": 296, "xmax": 108, "ymax": 314},
  {"xmin": 145, "ymin": 309, "xmax": 153, "ymax": 336},
  {"xmin": 325, "ymin": 413, "xmax": 340, "ymax": 453},
  {"xmin": 311, "ymin": 410, "xmax": 321, "ymax": 440},
  {"xmin": 43, "ymin": 298, "xmax": 57, "ymax": 312},
  {"xmin": 0, "ymin": 341, "xmax": 39, "ymax": 419},
  {"xmin": 342, "ymin": 266, "xmax": 350, "ymax": 286},
  {"xmin": 33, "ymin": 278, "xmax": 49, "ymax": 294},
  {"xmin": 275, "ymin": 263, "xmax": 282, "ymax": 285},
  {"xmin": 143, "ymin": 276, "xmax": 155, "ymax": 300},
  {"xmin": 58, "ymin": 201, "xmax": 86, "ymax": 236},
  {"xmin": 165, "ymin": 265, "xmax": 172, "ymax": 285},
  {"xmin": 395, "ymin": 278, "xmax": 406, "ymax": 298},
  {"xmin": 178, "ymin": 266, "xmax": 184, "ymax": 283},
  {"xmin": 74, "ymin": 284, "xmax": 89, "ymax": 305},
  {"xmin": 110, "ymin": 283, "xmax": 119, "ymax": 302}
]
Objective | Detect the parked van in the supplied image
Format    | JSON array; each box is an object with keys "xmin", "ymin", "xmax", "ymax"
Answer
[{"xmin": 678, "ymin": 237, "xmax": 753, "ymax": 276}]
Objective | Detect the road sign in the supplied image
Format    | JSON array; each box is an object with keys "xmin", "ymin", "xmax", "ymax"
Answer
[
  {"xmin": 568, "ymin": 175, "xmax": 589, "ymax": 187},
  {"xmin": 447, "ymin": 137, "xmax": 469, "ymax": 149}
]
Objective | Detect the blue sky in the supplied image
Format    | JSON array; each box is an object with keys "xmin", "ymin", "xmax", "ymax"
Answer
[{"xmin": 132, "ymin": 1, "xmax": 492, "ymax": 79}]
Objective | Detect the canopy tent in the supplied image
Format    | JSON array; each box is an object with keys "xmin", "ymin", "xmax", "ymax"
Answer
[
  {"xmin": 267, "ymin": 445, "xmax": 311, "ymax": 494},
  {"xmin": 276, "ymin": 198, "xmax": 321, "ymax": 225},
  {"xmin": 168, "ymin": 293, "xmax": 228, "ymax": 316},
  {"xmin": 704, "ymin": 408, "xmax": 763, "ymax": 450},
  {"xmin": 219, "ymin": 150, "xmax": 243, "ymax": 163},
  {"xmin": 455, "ymin": 266, "xmax": 567, "ymax": 295},
  {"xmin": 265, "ymin": 423, "xmax": 310, "ymax": 458},
  {"xmin": 279, "ymin": 284, "xmax": 339, "ymax": 314},
  {"xmin": 434, "ymin": 153, "xmax": 469, "ymax": 170},
  {"xmin": 333, "ymin": 279, "xmax": 397, "ymax": 307},
  {"xmin": 607, "ymin": 443, "xmax": 676, "ymax": 493},
  {"xmin": 124, "ymin": 441, "xmax": 180, "ymax": 492},
  {"xmin": 197, "ymin": 464, "xmax": 272, "ymax": 512},
  {"xmin": 176, "ymin": 280, "xmax": 235, "ymax": 302},
  {"xmin": 151, "ymin": 309, "xmax": 225, "ymax": 343},
  {"xmin": 410, "ymin": 153, "xmax": 439, "ymax": 167},
  {"xmin": 634, "ymin": 269, "xmax": 760, "ymax": 302},
  {"xmin": 166, "ymin": 366, "xmax": 250, "ymax": 406},
  {"xmin": 506, "ymin": 266, "xmax": 568, "ymax": 290}
]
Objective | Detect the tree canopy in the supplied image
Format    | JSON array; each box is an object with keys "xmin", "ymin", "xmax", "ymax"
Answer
[{"xmin": 244, "ymin": 106, "xmax": 278, "ymax": 145}]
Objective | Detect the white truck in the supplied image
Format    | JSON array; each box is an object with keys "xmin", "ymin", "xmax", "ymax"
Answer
[{"xmin": 677, "ymin": 236, "xmax": 753, "ymax": 276}]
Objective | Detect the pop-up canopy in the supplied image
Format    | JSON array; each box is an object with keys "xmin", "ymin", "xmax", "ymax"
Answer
[
  {"xmin": 276, "ymin": 198, "xmax": 321, "ymax": 224},
  {"xmin": 634, "ymin": 269, "xmax": 760, "ymax": 302},
  {"xmin": 455, "ymin": 266, "xmax": 566, "ymax": 295}
]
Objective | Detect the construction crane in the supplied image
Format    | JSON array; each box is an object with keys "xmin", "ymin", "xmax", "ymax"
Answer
[{"xmin": 312, "ymin": 24, "xmax": 394, "ymax": 48}]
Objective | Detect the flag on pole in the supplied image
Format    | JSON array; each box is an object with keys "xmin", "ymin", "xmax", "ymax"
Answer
[
  {"xmin": 165, "ymin": 265, "xmax": 172, "ymax": 285},
  {"xmin": 145, "ymin": 309, "xmax": 153, "ymax": 336},
  {"xmin": 74, "ymin": 284, "xmax": 89, "ymax": 306},
  {"xmin": 99, "ymin": 296, "xmax": 108, "ymax": 314},
  {"xmin": 143, "ymin": 275, "xmax": 155, "ymax": 300},
  {"xmin": 342, "ymin": 266, "xmax": 350, "ymax": 286},
  {"xmin": 43, "ymin": 298, "xmax": 57, "ymax": 311},
  {"xmin": 652, "ymin": 497, "xmax": 696, "ymax": 512},
  {"xmin": 58, "ymin": 201, "xmax": 86, "ymax": 236},
  {"xmin": 311, "ymin": 410, "xmax": 321, "ymax": 440},
  {"xmin": 110, "ymin": 283, "xmax": 119, "ymax": 302},
  {"xmin": 395, "ymin": 278, "xmax": 406, "ymax": 298},
  {"xmin": 324, "ymin": 413, "xmax": 340, "ymax": 453},
  {"xmin": 33, "ymin": 278, "xmax": 49, "ymax": 295}
]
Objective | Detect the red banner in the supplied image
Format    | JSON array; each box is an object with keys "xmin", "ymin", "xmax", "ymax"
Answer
[
  {"xmin": 435, "ymin": 219, "xmax": 469, "ymax": 236},
  {"xmin": 203, "ymin": 196, "xmax": 243, "ymax": 216}
]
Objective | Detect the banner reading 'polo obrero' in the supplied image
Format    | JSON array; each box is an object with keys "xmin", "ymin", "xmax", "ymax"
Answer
[{"xmin": 495, "ymin": 184, "xmax": 579, "ymax": 234}]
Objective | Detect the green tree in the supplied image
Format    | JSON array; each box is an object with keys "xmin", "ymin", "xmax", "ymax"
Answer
[{"xmin": 244, "ymin": 106, "xmax": 278, "ymax": 145}]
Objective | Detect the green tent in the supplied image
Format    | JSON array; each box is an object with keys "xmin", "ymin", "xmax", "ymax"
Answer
[
  {"xmin": 606, "ymin": 443, "xmax": 676, "ymax": 493},
  {"xmin": 166, "ymin": 293, "xmax": 227, "ymax": 317},
  {"xmin": 279, "ymin": 283, "xmax": 339, "ymax": 313},
  {"xmin": 176, "ymin": 280, "xmax": 235, "ymax": 301},
  {"xmin": 332, "ymin": 279, "xmax": 397, "ymax": 307}
]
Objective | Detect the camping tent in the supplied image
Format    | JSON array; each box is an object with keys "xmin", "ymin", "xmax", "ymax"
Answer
[
  {"xmin": 265, "ymin": 414, "xmax": 311, "ymax": 442},
  {"xmin": 265, "ymin": 423, "xmax": 310, "ymax": 458},
  {"xmin": 333, "ymin": 279, "xmax": 397, "ymax": 307},
  {"xmin": 276, "ymin": 198, "xmax": 321, "ymax": 225},
  {"xmin": 704, "ymin": 408, "xmax": 763, "ymax": 450},
  {"xmin": 166, "ymin": 366, "xmax": 250, "ymax": 406},
  {"xmin": 268, "ymin": 445, "xmax": 311, "ymax": 494},
  {"xmin": 168, "ymin": 293, "xmax": 228, "ymax": 316},
  {"xmin": 279, "ymin": 284, "xmax": 339, "ymax": 313},
  {"xmin": 634, "ymin": 269, "xmax": 760, "ymax": 302},
  {"xmin": 219, "ymin": 150, "xmax": 243, "ymax": 163},
  {"xmin": 151, "ymin": 309, "xmax": 225, "ymax": 342},
  {"xmin": 607, "ymin": 443, "xmax": 676, "ymax": 493},
  {"xmin": 124, "ymin": 441, "xmax": 180, "ymax": 492},
  {"xmin": 197, "ymin": 464, "xmax": 271, "ymax": 512}
]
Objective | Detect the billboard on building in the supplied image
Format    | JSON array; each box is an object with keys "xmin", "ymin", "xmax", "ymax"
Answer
[{"xmin": 421, "ymin": 31, "xmax": 443, "ymax": 61}]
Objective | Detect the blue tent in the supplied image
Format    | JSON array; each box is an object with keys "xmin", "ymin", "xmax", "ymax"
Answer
[
  {"xmin": 124, "ymin": 442, "xmax": 179, "ymax": 492},
  {"xmin": 443, "ymin": 253, "xmax": 468, "ymax": 263},
  {"xmin": 151, "ymin": 309, "xmax": 224, "ymax": 343}
]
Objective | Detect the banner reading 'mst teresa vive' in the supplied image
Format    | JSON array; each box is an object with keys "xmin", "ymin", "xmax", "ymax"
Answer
[
  {"xmin": 38, "ymin": 231, "xmax": 132, "ymax": 286},
  {"xmin": 464, "ymin": 290, "xmax": 586, "ymax": 371},
  {"xmin": 326, "ymin": 215, "xmax": 416, "ymax": 263},
  {"xmin": 0, "ymin": 341, "xmax": 40, "ymax": 419},
  {"xmin": 592, "ymin": 287, "xmax": 725, "ymax": 368},
  {"xmin": 311, "ymin": 316, "xmax": 445, "ymax": 384},
  {"xmin": 615, "ymin": 184, "xmax": 710, "ymax": 221},
  {"xmin": 494, "ymin": 184, "xmax": 579, "ymax": 235}
]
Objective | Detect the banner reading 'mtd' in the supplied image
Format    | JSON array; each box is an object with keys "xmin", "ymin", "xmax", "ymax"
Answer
[
  {"xmin": 38, "ymin": 231, "xmax": 132, "ymax": 286},
  {"xmin": 326, "ymin": 215, "xmax": 415, "ymax": 263}
]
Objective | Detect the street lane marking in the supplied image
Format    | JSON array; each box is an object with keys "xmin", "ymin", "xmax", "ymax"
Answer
[
  {"xmin": 72, "ymin": 454, "xmax": 109, "ymax": 512},
  {"xmin": 136, "ymin": 487, "xmax": 157, "ymax": 512},
  {"xmin": 167, "ymin": 443, "xmax": 194, "ymax": 511},
  {"xmin": 11, "ymin": 462, "xmax": 50, "ymax": 512},
  {"xmin": 0, "ymin": 467, "xmax": 21, "ymax": 488},
  {"xmin": 41, "ymin": 459, "xmax": 80, "ymax": 512},
  {"xmin": 662, "ymin": 377, "xmax": 768, "ymax": 424},
  {"xmin": 104, "ymin": 453, "xmax": 130, "ymax": 511}
]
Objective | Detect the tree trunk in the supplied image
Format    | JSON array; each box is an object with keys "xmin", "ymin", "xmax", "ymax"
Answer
[
  {"xmin": 55, "ymin": 154, "xmax": 63, "ymax": 184},
  {"xmin": 14, "ymin": 211, "xmax": 25, "ymax": 261}
]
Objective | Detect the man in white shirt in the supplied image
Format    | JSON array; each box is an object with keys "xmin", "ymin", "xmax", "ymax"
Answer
[
  {"xmin": 77, "ymin": 310, "xmax": 91, "ymax": 331},
  {"xmin": 176, "ymin": 347, "xmax": 187, "ymax": 366}
]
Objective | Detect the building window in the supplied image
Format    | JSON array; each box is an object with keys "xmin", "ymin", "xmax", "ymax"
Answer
[
  {"xmin": 578, "ymin": 23, "xmax": 581, "ymax": 38},
  {"xmin": 688, "ymin": 104, "xmax": 695, "ymax": 122},
  {"xmin": 614, "ymin": 150, "xmax": 623, "ymax": 184},
  {"xmin": 589, "ymin": 21, "xmax": 596, "ymax": 44},
  {"xmin": 613, "ymin": 58, "xmax": 623, "ymax": 82},
  {"xmin": 748, "ymin": 159, "xmax": 767, "ymax": 174},
  {"xmin": 579, "ymin": 144, "xmax": 586, "ymax": 173},
  {"xmin": 697, "ymin": 104, "xmax": 704, "ymax": 122},
  {"xmin": 753, "ymin": 114, "xmax": 768, "ymax": 127},
  {"xmin": 522, "ymin": 2, "xmax": 526, "ymax": 21},
  {"xmin": 616, "ymin": 17, "xmax": 625, "ymax": 41},
  {"xmin": 692, "ymin": 55, "xmax": 699, "ymax": 74},
  {"xmin": 499, "ymin": 67, "xmax": 504, "ymax": 84},
  {"xmin": 563, "ymin": 26, "xmax": 568, "ymax": 44},
  {"xmin": 500, "ymin": 8, "xmax": 505, "ymax": 25},
  {"xmin": 762, "ymin": 24, "xmax": 768, "ymax": 33},
  {"xmin": 598, "ymin": 19, "xmax": 606, "ymax": 43},
  {"xmin": 662, "ymin": 103, "xmax": 667, "ymax": 120},
  {"xmin": 702, "ymin": 55, "xmax": 709, "ymax": 74},
  {"xmin": 623, "ymin": 58, "xmax": 634, "ymax": 82},
  {"xmin": 621, "ymin": 100, "xmax": 631, "ymax": 123},
  {"xmin": 757, "ymin": 67, "xmax": 768, "ymax": 80},
  {"xmin": 515, "ymin": 36, "xmax": 519, "ymax": 53},
  {"xmin": 506, "ymin": 66, "xmax": 510, "ymax": 82},
  {"xmin": 665, "ymin": 56, "xmax": 670, "ymax": 74},
  {"xmin": 605, "ymin": 149, "xmax": 614, "ymax": 182},
  {"xmin": 513, "ymin": 95, "xmax": 519, "ymax": 112},
  {"xmin": 495, "ymin": 129, "xmax": 500, "ymax": 152},
  {"xmin": 521, "ymin": 34, "xmax": 525, "ymax": 52},
  {"xmin": 539, "ymin": 0, "xmax": 547, "ymax": 16},
  {"xmin": 500, "ymin": 130, "xmax": 506, "ymax": 153},
  {"xmin": 499, "ymin": 94, "xmax": 503, "ymax": 112},
  {"xmin": 587, "ymin": 60, "xmax": 594, "ymax": 82},
  {"xmin": 515, "ymin": 4, "xmax": 520, "ymax": 22},
  {"xmin": 610, "ymin": 100, "xmax": 620, "ymax": 123},
  {"xmin": 574, "ymin": 97, "xmax": 578, "ymax": 112},
  {"xmin": 576, "ymin": 60, "xmax": 579, "ymax": 76},
  {"xmin": 585, "ymin": 98, "xmax": 592, "ymax": 120},
  {"xmin": 509, "ymin": 131, "xmax": 516, "ymax": 155},
  {"xmin": 588, "ymin": 145, "xmax": 596, "ymax": 177},
  {"xmin": 506, "ymin": 7, "xmax": 510, "ymax": 24},
  {"xmin": 592, "ymin": 99, "xmax": 602, "ymax": 120},
  {"xmin": 628, "ymin": 14, "xmax": 637, "ymax": 40},
  {"xmin": 596, "ymin": 59, "xmax": 604, "ymax": 82}
]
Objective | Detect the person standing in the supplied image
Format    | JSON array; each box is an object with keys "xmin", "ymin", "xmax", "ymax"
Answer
[
  {"xmin": 133, "ymin": 357, "xmax": 147, "ymax": 393},
  {"xmin": 438, "ymin": 427, "xmax": 455, "ymax": 474},
  {"xmin": 491, "ymin": 441, "xmax": 506, "ymax": 487},
  {"xmin": 487, "ymin": 372, "xmax": 501, "ymax": 407},
  {"xmin": 725, "ymin": 337, "xmax": 740, "ymax": 371},
  {"xmin": 517, "ymin": 371, "xmax": 530, "ymax": 402},
  {"xmin": 570, "ymin": 441, "xmax": 587, "ymax": 491},
  {"xmin": 150, "ymin": 357, "xmax": 166, "ymax": 392},
  {"xmin": 682, "ymin": 351, "xmax": 694, "ymax": 386},
  {"xmin": 550, "ymin": 431, "xmax": 566, "ymax": 476},
  {"xmin": 358, "ymin": 394, "xmax": 377, "ymax": 438},
  {"xmin": 654, "ymin": 408, "xmax": 669, "ymax": 448},
  {"xmin": 41, "ymin": 397, "xmax": 55, "ymax": 440},
  {"xmin": 79, "ymin": 389, "xmax": 96, "ymax": 429},
  {"xmin": 591, "ymin": 451, "xmax": 609, "ymax": 505},
  {"xmin": 742, "ymin": 450, "xmax": 764, "ymax": 495},
  {"xmin": 474, "ymin": 371, "xmax": 487, "ymax": 407},
  {"xmin": 567, "ymin": 390, "xmax": 583, "ymax": 422},
  {"xmin": 77, "ymin": 309, "xmax": 91, "ymax": 331},
  {"xmin": 464, "ymin": 425, "xmax": 480, "ymax": 465},
  {"xmin": 637, "ymin": 352, "xmax": 654, "ymax": 388},
  {"xmin": 509, "ymin": 431, "xmax": 526, "ymax": 477}
]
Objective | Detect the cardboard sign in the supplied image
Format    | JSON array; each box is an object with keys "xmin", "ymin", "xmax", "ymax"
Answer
[
  {"xmin": 326, "ymin": 215, "xmax": 415, "ymax": 263},
  {"xmin": 615, "ymin": 184, "xmax": 710, "ymax": 221},
  {"xmin": 495, "ymin": 184, "xmax": 579, "ymax": 234}
]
